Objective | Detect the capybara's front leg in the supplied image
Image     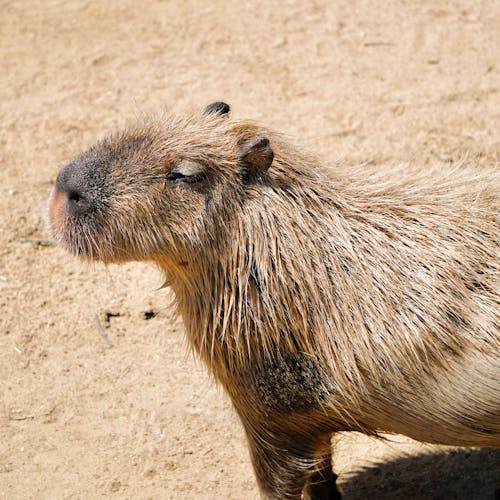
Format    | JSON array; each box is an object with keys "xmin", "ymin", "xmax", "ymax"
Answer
[
  {"xmin": 245, "ymin": 427, "xmax": 339, "ymax": 500},
  {"xmin": 247, "ymin": 436, "xmax": 313, "ymax": 499}
]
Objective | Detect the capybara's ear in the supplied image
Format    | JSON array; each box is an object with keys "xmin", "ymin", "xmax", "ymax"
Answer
[
  {"xmin": 203, "ymin": 101, "xmax": 230, "ymax": 116},
  {"xmin": 238, "ymin": 137, "xmax": 274, "ymax": 181}
]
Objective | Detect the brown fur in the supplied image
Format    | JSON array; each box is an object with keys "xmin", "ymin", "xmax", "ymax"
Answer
[{"xmin": 49, "ymin": 104, "xmax": 500, "ymax": 499}]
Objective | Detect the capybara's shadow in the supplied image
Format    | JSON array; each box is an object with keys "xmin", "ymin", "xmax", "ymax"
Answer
[{"xmin": 339, "ymin": 448, "xmax": 499, "ymax": 499}]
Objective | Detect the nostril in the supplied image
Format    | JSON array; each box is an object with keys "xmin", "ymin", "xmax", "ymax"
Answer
[
  {"xmin": 67, "ymin": 190, "xmax": 91, "ymax": 215},
  {"xmin": 68, "ymin": 191, "xmax": 81, "ymax": 203}
]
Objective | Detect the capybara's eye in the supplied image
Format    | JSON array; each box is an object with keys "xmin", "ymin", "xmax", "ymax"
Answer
[
  {"xmin": 166, "ymin": 171, "xmax": 207, "ymax": 184},
  {"xmin": 166, "ymin": 160, "xmax": 207, "ymax": 185}
]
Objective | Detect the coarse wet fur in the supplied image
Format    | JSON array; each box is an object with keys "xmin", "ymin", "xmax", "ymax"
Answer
[{"xmin": 49, "ymin": 103, "xmax": 500, "ymax": 499}]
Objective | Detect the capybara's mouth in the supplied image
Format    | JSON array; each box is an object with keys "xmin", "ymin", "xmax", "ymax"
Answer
[
  {"xmin": 48, "ymin": 184, "xmax": 149, "ymax": 264},
  {"xmin": 48, "ymin": 186, "xmax": 106, "ymax": 261}
]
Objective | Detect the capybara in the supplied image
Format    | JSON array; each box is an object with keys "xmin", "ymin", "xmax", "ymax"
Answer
[{"xmin": 49, "ymin": 102, "xmax": 499, "ymax": 499}]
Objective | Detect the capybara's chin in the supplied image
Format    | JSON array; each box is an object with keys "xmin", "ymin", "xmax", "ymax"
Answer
[{"xmin": 49, "ymin": 102, "xmax": 500, "ymax": 500}]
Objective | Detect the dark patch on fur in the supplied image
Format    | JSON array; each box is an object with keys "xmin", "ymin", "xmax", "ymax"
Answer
[{"xmin": 250, "ymin": 352, "xmax": 333, "ymax": 413}]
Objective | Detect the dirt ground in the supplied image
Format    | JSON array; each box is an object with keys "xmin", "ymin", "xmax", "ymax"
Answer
[{"xmin": 0, "ymin": 0, "xmax": 499, "ymax": 498}]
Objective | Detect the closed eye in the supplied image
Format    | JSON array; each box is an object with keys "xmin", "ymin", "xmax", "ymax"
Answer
[
  {"xmin": 166, "ymin": 171, "xmax": 207, "ymax": 184},
  {"xmin": 166, "ymin": 160, "xmax": 207, "ymax": 185}
]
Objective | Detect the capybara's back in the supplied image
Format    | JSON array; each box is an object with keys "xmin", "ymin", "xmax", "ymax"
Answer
[{"xmin": 49, "ymin": 103, "xmax": 499, "ymax": 499}]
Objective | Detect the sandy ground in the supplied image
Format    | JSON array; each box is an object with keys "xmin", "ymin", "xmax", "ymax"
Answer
[{"xmin": 1, "ymin": 0, "xmax": 499, "ymax": 498}]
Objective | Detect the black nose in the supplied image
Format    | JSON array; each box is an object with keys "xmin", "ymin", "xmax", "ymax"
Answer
[{"xmin": 56, "ymin": 162, "xmax": 93, "ymax": 216}]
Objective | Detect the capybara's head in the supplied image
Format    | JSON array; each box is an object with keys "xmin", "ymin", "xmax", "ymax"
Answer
[{"xmin": 49, "ymin": 103, "xmax": 274, "ymax": 264}]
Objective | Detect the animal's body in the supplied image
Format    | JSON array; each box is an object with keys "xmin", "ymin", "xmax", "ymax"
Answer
[{"xmin": 49, "ymin": 103, "xmax": 499, "ymax": 499}]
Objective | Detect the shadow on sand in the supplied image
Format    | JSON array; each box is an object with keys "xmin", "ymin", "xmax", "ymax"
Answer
[{"xmin": 339, "ymin": 447, "xmax": 499, "ymax": 499}]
